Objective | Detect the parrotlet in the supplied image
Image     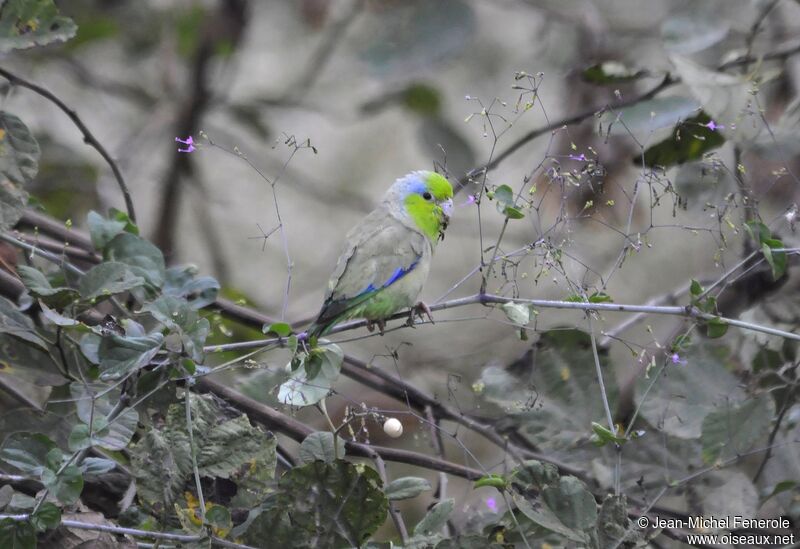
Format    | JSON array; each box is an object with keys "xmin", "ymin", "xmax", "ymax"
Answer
[{"xmin": 307, "ymin": 171, "xmax": 454, "ymax": 338}]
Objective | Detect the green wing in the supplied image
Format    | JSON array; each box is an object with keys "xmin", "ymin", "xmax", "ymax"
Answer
[{"xmin": 309, "ymin": 209, "xmax": 427, "ymax": 336}]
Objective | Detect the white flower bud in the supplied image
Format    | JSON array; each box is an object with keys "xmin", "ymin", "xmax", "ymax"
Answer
[{"xmin": 383, "ymin": 418, "xmax": 403, "ymax": 438}]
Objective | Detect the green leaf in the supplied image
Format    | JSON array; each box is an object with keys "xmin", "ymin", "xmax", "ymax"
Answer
[
  {"xmin": 97, "ymin": 332, "xmax": 164, "ymax": 380},
  {"xmin": 637, "ymin": 112, "xmax": 725, "ymax": 168},
  {"xmin": 104, "ymin": 233, "xmax": 166, "ymax": 288},
  {"xmin": 0, "ymin": 0, "xmax": 77, "ymax": 52},
  {"xmin": 263, "ymin": 322, "xmax": 292, "ymax": 337},
  {"xmin": 0, "ymin": 111, "xmax": 40, "ymax": 184},
  {"xmin": 87, "ymin": 210, "xmax": 127, "ymax": 250},
  {"xmin": 761, "ymin": 240, "xmax": 787, "ymax": 280},
  {"xmin": 690, "ymin": 279, "xmax": 703, "ymax": 296},
  {"xmin": 543, "ymin": 476, "xmax": 598, "ymax": 529},
  {"xmin": 635, "ymin": 344, "xmax": 746, "ymax": 439},
  {"xmin": 68, "ymin": 423, "xmax": 91, "ymax": 452},
  {"xmin": 30, "ymin": 501, "xmax": 61, "ymax": 532},
  {"xmin": 0, "ymin": 112, "xmax": 37, "ymax": 229},
  {"xmin": 0, "ymin": 333, "xmax": 67, "ymax": 386},
  {"xmin": 477, "ymin": 330, "xmax": 615, "ymax": 450},
  {"xmin": 299, "ymin": 431, "xmax": 345, "ymax": 464},
  {"xmin": 705, "ymin": 317, "xmax": 728, "ymax": 339},
  {"xmin": 0, "ymin": 432, "xmax": 55, "ymax": 475},
  {"xmin": 278, "ymin": 344, "xmax": 344, "ymax": 407},
  {"xmin": 492, "ymin": 184, "xmax": 525, "ymax": 219},
  {"xmin": 766, "ymin": 480, "xmax": 797, "ymax": 500},
  {"xmin": 512, "ymin": 492, "xmax": 588, "ymax": 543},
  {"xmin": 661, "ymin": 15, "xmax": 728, "ymax": 55},
  {"xmin": 79, "ymin": 261, "xmax": 146, "ymax": 300},
  {"xmin": 473, "ymin": 474, "xmax": 506, "ymax": 490},
  {"xmin": 46, "ymin": 464, "xmax": 83, "ymax": 505},
  {"xmin": 414, "ymin": 498, "xmax": 454, "ymax": 536},
  {"xmin": 509, "ymin": 462, "xmax": 598, "ymax": 543},
  {"xmin": 401, "ymin": 83, "xmax": 441, "ymax": 115},
  {"xmin": 590, "ymin": 422, "xmax": 627, "ymax": 447},
  {"xmin": 131, "ymin": 393, "xmax": 275, "ymax": 510},
  {"xmin": 0, "ymin": 295, "xmax": 47, "ymax": 349},
  {"xmin": 0, "ymin": 518, "xmax": 35, "ymax": 549},
  {"xmin": 701, "ymin": 395, "xmax": 773, "ymax": 464},
  {"xmin": 582, "ymin": 61, "xmax": 647, "ymax": 84},
  {"xmin": 385, "ymin": 476, "xmax": 432, "ymax": 501},
  {"xmin": 141, "ymin": 295, "xmax": 209, "ymax": 361},
  {"xmin": 501, "ymin": 302, "xmax": 530, "ymax": 326},
  {"xmin": 242, "ymin": 460, "xmax": 387, "ymax": 547},
  {"xmin": 163, "ymin": 265, "xmax": 219, "ymax": 309},
  {"xmin": 17, "ymin": 266, "xmax": 78, "ymax": 308},
  {"xmin": 588, "ymin": 292, "xmax": 612, "ymax": 303},
  {"xmin": 206, "ymin": 503, "xmax": 232, "ymax": 533},
  {"xmin": 80, "ymin": 457, "xmax": 117, "ymax": 476}
]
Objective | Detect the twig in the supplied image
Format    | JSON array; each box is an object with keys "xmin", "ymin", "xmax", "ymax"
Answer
[
  {"xmin": 184, "ymin": 390, "xmax": 207, "ymax": 523},
  {"xmin": 372, "ymin": 453, "xmax": 409, "ymax": 544},
  {"xmin": 0, "ymin": 514, "xmax": 259, "ymax": 548},
  {"xmin": 460, "ymin": 39, "xmax": 800, "ymax": 187},
  {"xmin": 0, "ymin": 67, "xmax": 136, "ymax": 223}
]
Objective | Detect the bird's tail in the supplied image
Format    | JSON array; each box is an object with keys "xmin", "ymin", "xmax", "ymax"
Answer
[{"xmin": 305, "ymin": 319, "xmax": 330, "ymax": 341}]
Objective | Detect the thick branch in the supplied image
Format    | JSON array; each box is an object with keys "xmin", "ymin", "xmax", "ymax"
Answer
[{"xmin": 197, "ymin": 376, "xmax": 483, "ymax": 480}]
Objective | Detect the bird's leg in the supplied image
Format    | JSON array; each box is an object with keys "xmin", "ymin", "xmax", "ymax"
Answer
[
  {"xmin": 377, "ymin": 319, "xmax": 386, "ymax": 335},
  {"xmin": 408, "ymin": 301, "xmax": 434, "ymax": 327},
  {"xmin": 366, "ymin": 320, "xmax": 375, "ymax": 332}
]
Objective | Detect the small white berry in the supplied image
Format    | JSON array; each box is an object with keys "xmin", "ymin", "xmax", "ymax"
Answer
[{"xmin": 383, "ymin": 418, "xmax": 403, "ymax": 438}]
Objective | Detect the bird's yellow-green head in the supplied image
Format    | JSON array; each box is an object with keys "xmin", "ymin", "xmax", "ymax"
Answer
[{"xmin": 387, "ymin": 171, "xmax": 454, "ymax": 242}]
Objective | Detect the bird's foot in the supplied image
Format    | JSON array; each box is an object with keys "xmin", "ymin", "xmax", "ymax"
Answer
[
  {"xmin": 367, "ymin": 319, "xmax": 387, "ymax": 335},
  {"xmin": 407, "ymin": 301, "xmax": 434, "ymax": 327}
]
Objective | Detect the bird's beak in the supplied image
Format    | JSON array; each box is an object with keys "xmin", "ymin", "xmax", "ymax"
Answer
[{"xmin": 441, "ymin": 198, "xmax": 453, "ymax": 222}]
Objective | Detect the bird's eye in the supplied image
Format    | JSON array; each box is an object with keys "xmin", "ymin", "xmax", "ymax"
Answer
[{"xmin": 422, "ymin": 191, "xmax": 432, "ymax": 201}]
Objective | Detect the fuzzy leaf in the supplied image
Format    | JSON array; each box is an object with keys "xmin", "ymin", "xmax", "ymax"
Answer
[
  {"xmin": 79, "ymin": 262, "xmax": 146, "ymax": 300},
  {"xmin": 163, "ymin": 265, "xmax": 219, "ymax": 309},
  {"xmin": 97, "ymin": 333, "xmax": 163, "ymax": 380},
  {"xmin": 299, "ymin": 431, "xmax": 345, "ymax": 464},
  {"xmin": 0, "ymin": 0, "xmax": 77, "ymax": 52},
  {"xmin": 104, "ymin": 233, "xmax": 166, "ymax": 288},
  {"xmin": 386, "ymin": 476, "xmax": 432, "ymax": 500},
  {"xmin": 241, "ymin": 460, "xmax": 387, "ymax": 547},
  {"xmin": 131, "ymin": 393, "xmax": 275, "ymax": 511},
  {"xmin": 0, "ymin": 432, "xmax": 55, "ymax": 475},
  {"xmin": 17, "ymin": 266, "xmax": 78, "ymax": 308},
  {"xmin": 0, "ymin": 296, "xmax": 47, "ymax": 349},
  {"xmin": 701, "ymin": 395, "xmax": 773, "ymax": 464},
  {"xmin": 0, "ymin": 518, "xmax": 35, "ymax": 549},
  {"xmin": 278, "ymin": 344, "xmax": 343, "ymax": 407},
  {"xmin": 414, "ymin": 498, "xmax": 454, "ymax": 536},
  {"xmin": 0, "ymin": 112, "xmax": 39, "ymax": 230}
]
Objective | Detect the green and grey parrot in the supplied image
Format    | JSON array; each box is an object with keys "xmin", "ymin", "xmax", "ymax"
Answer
[{"xmin": 307, "ymin": 171, "xmax": 454, "ymax": 338}]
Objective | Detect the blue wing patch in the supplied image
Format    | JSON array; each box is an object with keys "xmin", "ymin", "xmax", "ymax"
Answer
[{"xmin": 357, "ymin": 260, "xmax": 419, "ymax": 297}]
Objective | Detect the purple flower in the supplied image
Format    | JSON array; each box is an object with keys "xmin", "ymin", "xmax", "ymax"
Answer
[
  {"xmin": 460, "ymin": 194, "xmax": 477, "ymax": 207},
  {"xmin": 670, "ymin": 353, "xmax": 687, "ymax": 366},
  {"xmin": 569, "ymin": 153, "xmax": 587, "ymax": 161},
  {"xmin": 486, "ymin": 497, "xmax": 498, "ymax": 513},
  {"xmin": 175, "ymin": 135, "xmax": 196, "ymax": 153},
  {"xmin": 703, "ymin": 120, "xmax": 724, "ymax": 131}
]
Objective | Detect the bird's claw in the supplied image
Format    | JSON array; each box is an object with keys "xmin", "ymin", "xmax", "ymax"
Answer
[
  {"xmin": 407, "ymin": 301, "xmax": 434, "ymax": 327},
  {"xmin": 367, "ymin": 319, "xmax": 386, "ymax": 335}
]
